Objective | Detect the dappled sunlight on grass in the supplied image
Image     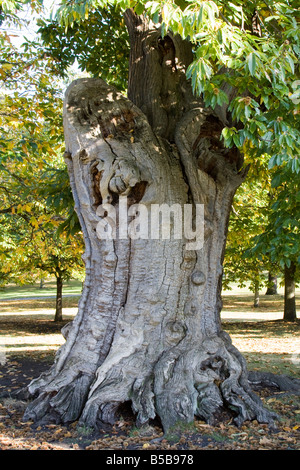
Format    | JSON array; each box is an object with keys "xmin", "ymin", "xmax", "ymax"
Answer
[
  {"xmin": 240, "ymin": 352, "xmax": 299, "ymax": 377},
  {"xmin": 221, "ymin": 291, "xmax": 299, "ymax": 323},
  {"xmin": 0, "ymin": 310, "xmax": 77, "ymax": 319},
  {"xmin": 0, "ymin": 299, "xmax": 79, "ymax": 313},
  {"xmin": 0, "ymin": 345, "xmax": 62, "ymax": 353},
  {"xmin": 0, "ymin": 297, "xmax": 76, "ymax": 359},
  {"xmin": 0, "ymin": 324, "xmax": 67, "ymax": 357},
  {"xmin": 0, "ymin": 279, "xmax": 83, "ymax": 301},
  {"xmin": 222, "ymin": 293, "xmax": 300, "ymax": 313},
  {"xmin": 223, "ymin": 319, "xmax": 300, "ymax": 378}
]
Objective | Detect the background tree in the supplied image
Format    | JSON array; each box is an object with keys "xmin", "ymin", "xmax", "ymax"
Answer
[
  {"xmin": 0, "ymin": 7, "xmax": 84, "ymax": 317},
  {"xmin": 225, "ymin": 161, "xmax": 299, "ymax": 316},
  {"xmin": 23, "ymin": 224, "xmax": 84, "ymax": 322},
  {"xmin": 250, "ymin": 165, "xmax": 300, "ymax": 321},
  {"xmin": 0, "ymin": 154, "xmax": 85, "ymax": 320},
  {"xmin": 223, "ymin": 162, "xmax": 273, "ymax": 307},
  {"xmin": 265, "ymin": 272, "xmax": 278, "ymax": 295}
]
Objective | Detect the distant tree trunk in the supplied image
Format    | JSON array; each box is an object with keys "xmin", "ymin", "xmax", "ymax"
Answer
[
  {"xmin": 23, "ymin": 10, "xmax": 276, "ymax": 432},
  {"xmin": 265, "ymin": 272, "xmax": 278, "ymax": 295},
  {"xmin": 284, "ymin": 262, "xmax": 297, "ymax": 322},
  {"xmin": 54, "ymin": 275, "xmax": 63, "ymax": 322},
  {"xmin": 39, "ymin": 278, "xmax": 45, "ymax": 289},
  {"xmin": 254, "ymin": 283, "xmax": 259, "ymax": 308}
]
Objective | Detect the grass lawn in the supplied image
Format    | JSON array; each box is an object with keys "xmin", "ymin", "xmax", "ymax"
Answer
[
  {"xmin": 221, "ymin": 287, "xmax": 300, "ymax": 377},
  {"xmin": 0, "ymin": 278, "xmax": 83, "ymax": 300}
]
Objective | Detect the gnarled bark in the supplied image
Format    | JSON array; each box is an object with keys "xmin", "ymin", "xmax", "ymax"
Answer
[{"xmin": 23, "ymin": 11, "xmax": 277, "ymax": 433}]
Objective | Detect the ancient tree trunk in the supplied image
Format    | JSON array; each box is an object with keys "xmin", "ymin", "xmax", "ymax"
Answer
[
  {"xmin": 284, "ymin": 262, "xmax": 297, "ymax": 322},
  {"xmin": 23, "ymin": 11, "xmax": 276, "ymax": 432}
]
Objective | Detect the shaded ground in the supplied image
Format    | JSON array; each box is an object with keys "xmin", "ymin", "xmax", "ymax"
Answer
[{"xmin": 0, "ymin": 292, "xmax": 299, "ymax": 450}]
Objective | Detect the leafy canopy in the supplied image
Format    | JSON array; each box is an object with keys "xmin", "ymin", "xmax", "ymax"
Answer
[
  {"xmin": 37, "ymin": 5, "xmax": 129, "ymax": 91},
  {"xmin": 249, "ymin": 165, "xmax": 300, "ymax": 275},
  {"xmin": 223, "ymin": 162, "xmax": 273, "ymax": 292},
  {"xmin": 2, "ymin": 1, "xmax": 299, "ymax": 174},
  {"xmin": 1, "ymin": 0, "xmax": 299, "ymax": 285},
  {"xmin": 49, "ymin": 0, "xmax": 300, "ymax": 175}
]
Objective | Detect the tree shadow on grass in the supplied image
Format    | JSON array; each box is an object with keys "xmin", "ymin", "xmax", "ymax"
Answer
[
  {"xmin": 0, "ymin": 298, "xmax": 79, "ymax": 312},
  {"xmin": 223, "ymin": 319, "xmax": 300, "ymax": 338},
  {"xmin": 222, "ymin": 293, "xmax": 299, "ymax": 313},
  {"xmin": 0, "ymin": 318, "xmax": 71, "ymax": 335}
]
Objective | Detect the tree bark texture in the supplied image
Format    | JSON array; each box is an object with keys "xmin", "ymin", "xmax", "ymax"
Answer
[
  {"xmin": 23, "ymin": 11, "xmax": 277, "ymax": 432},
  {"xmin": 265, "ymin": 272, "xmax": 278, "ymax": 295},
  {"xmin": 254, "ymin": 283, "xmax": 259, "ymax": 308},
  {"xmin": 284, "ymin": 262, "xmax": 297, "ymax": 322},
  {"xmin": 54, "ymin": 276, "xmax": 63, "ymax": 322}
]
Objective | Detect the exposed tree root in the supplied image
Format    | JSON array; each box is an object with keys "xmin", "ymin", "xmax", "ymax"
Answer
[
  {"xmin": 22, "ymin": 330, "xmax": 280, "ymax": 433},
  {"xmin": 248, "ymin": 371, "xmax": 300, "ymax": 395}
]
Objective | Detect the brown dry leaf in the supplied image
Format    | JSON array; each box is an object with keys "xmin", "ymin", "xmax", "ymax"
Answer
[
  {"xmin": 53, "ymin": 428, "xmax": 62, "ymax": 434},
  {"xmin": 259, "ymin": 437, "xmax": 273, "ymax": 445},
  {"xmin": 266, "ymin": 398, "xmax": 278, "ymax": 403}
]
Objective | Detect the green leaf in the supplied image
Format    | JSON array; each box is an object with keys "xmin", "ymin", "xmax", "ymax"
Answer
[
  {"xmin": 271, "ymin": 173, "xmax": 282, "ymax": 188},
  {"xmin": 268, "ymin": 155, "xmax": 277, "ymax": 169},
  {"xmin": 134, "ymin": 3, "xmax": 145, "ymax": 16},
  {"xmin": 247, "ymin": 52, "xmax": 256, "ymax": 76}
]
